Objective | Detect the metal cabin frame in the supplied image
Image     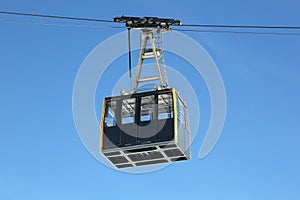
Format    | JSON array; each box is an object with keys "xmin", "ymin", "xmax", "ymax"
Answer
[{"xmin": 100, "ymin": 88, "xmax": 190, "ymax": 169}]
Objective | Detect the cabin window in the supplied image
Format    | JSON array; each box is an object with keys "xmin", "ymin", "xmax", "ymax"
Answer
[
  {"xmin": 140, "ymin": 95, "xmax": 155, "ymax": 122},
  {"xmin": 121, "ymin": 98, "xmax": 136, "ymax": 124},
  {"xmin": 158, "ymin": 93, "xmax": 173, "ymax": 120},
  {"xmin": 105, "ymin": 101, "xmax": 117, "ymax": 127},
  {"xmin": 177, "ymin": 96, "xmax": 185, "ymax": 125}
]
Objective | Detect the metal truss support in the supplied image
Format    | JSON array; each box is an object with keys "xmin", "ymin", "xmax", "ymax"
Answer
[{"xmin": 133, "ymin": 28, "xmax": 169, "ymax": 93}]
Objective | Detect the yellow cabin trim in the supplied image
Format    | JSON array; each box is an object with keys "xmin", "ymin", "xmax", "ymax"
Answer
[
  {"xmin": 99, "ymin": 99, "xmax": 107, "ymax": 153},
  {"xmin": 172, "ymin": 88, "xmax": 178, "ymax": 145}
]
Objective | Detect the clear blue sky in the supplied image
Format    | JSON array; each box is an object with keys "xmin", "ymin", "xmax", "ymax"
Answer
[{"xmin": 1, "ymin": 0, "xmax": 300, "ymax": 199}]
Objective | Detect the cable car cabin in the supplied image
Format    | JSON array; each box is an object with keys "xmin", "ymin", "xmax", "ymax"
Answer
[{"xmin": 100, "ymin": 88, "xmax": 191, "ymax": 169}]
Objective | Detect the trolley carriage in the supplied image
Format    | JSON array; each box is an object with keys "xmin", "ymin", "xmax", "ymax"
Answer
[{"xmin": 100, "ymin": 16, "xmax": 191, "ymax": 168}]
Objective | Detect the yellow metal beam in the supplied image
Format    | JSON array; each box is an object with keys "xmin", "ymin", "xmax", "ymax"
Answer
[
  {"xmin": 99, "ymin": 99, "xmax": 107, "ymax": 153},
  {"xmin": 172, "ymin": 88, "xmax": 178, "ymax": 145}
]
